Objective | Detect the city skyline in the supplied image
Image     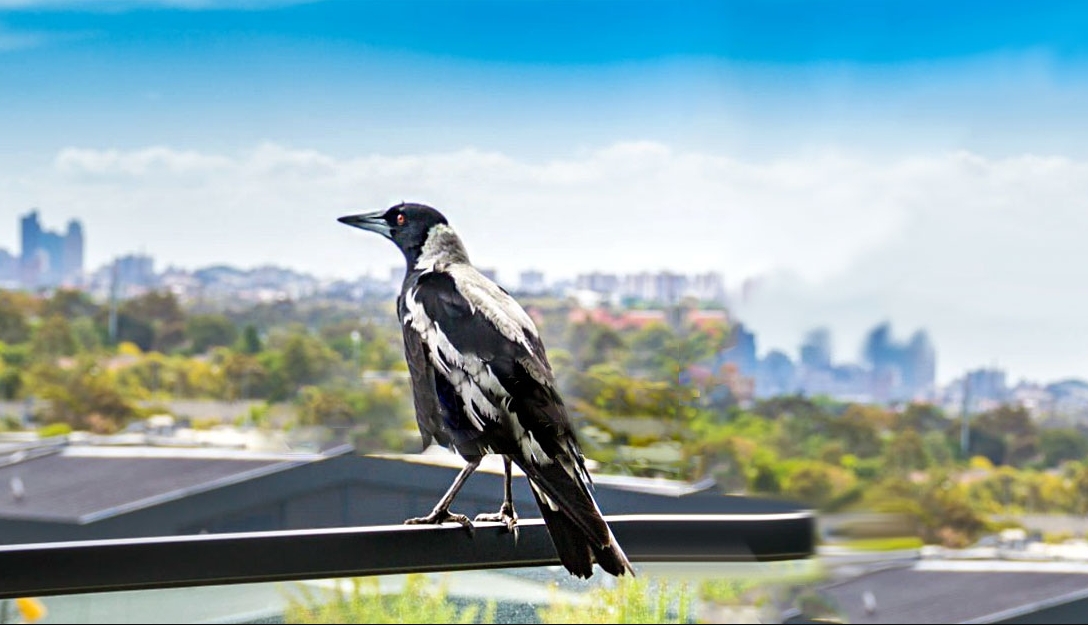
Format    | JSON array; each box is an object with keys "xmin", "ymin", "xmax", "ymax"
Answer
[{"xmin": 2, "ymin": 1, "xmax": 1088, "ymax": 385}]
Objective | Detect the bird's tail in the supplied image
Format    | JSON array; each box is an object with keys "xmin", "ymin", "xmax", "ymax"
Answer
[{"xmin": 520, "ymin": 458, "xmax": 633, "ymax": 578}]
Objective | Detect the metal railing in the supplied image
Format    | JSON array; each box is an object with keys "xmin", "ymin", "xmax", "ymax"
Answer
[{"xmin": 0, "ymin": 512, "xmax": 816, "ymax": 600}]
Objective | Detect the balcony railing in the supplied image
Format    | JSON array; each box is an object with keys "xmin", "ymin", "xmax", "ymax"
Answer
[{"xmin": 0, "ymin": 512, "xmax": 815, "ymax": 600}]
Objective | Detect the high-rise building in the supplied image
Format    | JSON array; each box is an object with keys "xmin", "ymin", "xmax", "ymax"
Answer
[
  {"xmin": 720, "ymin": 323, "xmax": 758, "ymax": 376},
  {"xmin": 859, "ymin": 322, "xmax": 937, "ymax": 401},
  {"xmin": 63, "ymin": 220, "xmax": 84, "ymax": 280},
  {"xmin": 905, "ymin": 330, "xmax": 937, "ymax": 399},
  {"xmin": 800, "ymin": 328, "xmax": 832, "ymax": 370},
  {"xmin": 18, "ymin": 210, "xmax": 84, "ymax": 288},
  {"xmin": 758, "ymin": 350, "xmax": 797, "ymax": 397}
]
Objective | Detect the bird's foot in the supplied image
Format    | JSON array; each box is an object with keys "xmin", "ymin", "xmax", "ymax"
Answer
[
  {"xmin": 475, "ymin": 504, "xmax": 519, "ymax": 541},
  {"xmin": 404, "ymin": 509, "xmax": 474, "ymax": 534}
]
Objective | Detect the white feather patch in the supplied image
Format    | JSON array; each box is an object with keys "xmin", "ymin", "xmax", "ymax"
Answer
[
  {"xmin": 446, "ymin": 263, "xmax": 539, "ymax": 355},
  {"xmin": 404, "ymin": 286, "xmax": 511, "ymax": 431}
]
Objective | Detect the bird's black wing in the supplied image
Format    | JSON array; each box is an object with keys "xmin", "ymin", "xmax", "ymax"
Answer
[
  {"xmin": 408, "ymin": 267, "xmax": 632, "ymax": 577},
  {"xmin": 407, "ymin": 268, "xmax": 572, "ymax": 448}
]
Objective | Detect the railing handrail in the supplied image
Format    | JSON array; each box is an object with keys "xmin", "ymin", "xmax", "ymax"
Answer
[{"xmin": 0, "ymin": 512, "xmax": 815, "ymax": 599}]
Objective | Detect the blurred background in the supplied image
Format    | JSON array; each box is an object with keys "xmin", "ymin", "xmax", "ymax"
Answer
[{"xmin": 3, "ymin": 1, "xmax": 1088, "ymax": 623}]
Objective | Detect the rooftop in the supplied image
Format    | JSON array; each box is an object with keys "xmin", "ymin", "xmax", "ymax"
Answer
[{"xmin": 0, "ymin": 443, "xmax": 344, "ymax": 523}]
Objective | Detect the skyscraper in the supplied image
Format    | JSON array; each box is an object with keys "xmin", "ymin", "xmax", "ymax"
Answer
[
  {"xmin": 18, "ymin": 210, "xmax": 85, "ymax": 288},
  {"xmin": 63, "ymin": 220, "xmax": 84, "ymax": 280},
  {"xmin": 800, "ymin": 328, "xmax": 832, "ymax": 370}
]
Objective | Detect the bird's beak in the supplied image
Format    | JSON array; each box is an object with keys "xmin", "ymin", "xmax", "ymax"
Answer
[{"xmin": 338, "ymin": 211, "xmax": 392, "ymax": 239}]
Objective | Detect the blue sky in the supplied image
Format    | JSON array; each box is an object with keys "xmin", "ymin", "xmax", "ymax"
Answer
[
  {"xmin": 3, "ymin": 0, "xmax": 1088, "ymax": 383},
  {"xmin": 3, "ymin": 0, "xmax": 1088, "ymax": 158}
]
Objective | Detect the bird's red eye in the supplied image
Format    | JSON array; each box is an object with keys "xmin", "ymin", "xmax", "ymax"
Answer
[{"xmin": 396, "ymin": 214, "xmax": 406, "ymax": 226}]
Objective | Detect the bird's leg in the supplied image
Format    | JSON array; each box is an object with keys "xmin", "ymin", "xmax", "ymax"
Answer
[
  {"xmin": 474, "ymin": 456, "xmax": 518, "ymax": 540},
  {"xmin": 404, "ymin": 456, "xmax": 480, "ymax": 532}
]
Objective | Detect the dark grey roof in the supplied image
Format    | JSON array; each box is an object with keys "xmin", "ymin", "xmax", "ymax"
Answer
[
  {"xmin": 818, "ymin": 566, "xmax": 1088, "ymax": 624},
  {"xmin": 0, "ymin": 447, "xmax": 329, "ymax": 523}
]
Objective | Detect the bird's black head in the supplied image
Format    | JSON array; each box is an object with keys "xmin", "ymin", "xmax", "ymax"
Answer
[{"xmin": 338, "ymin": 202, "xmax": 450, "ymax": 265}]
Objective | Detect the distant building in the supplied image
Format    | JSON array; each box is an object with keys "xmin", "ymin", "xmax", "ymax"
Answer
[
  {"xmin": 954, "ymin": 367, "xmax": 1009, "ymax": 413},
  {"xmin": 711, "ymin": 322, "xmax": 939, "ymax": 404},
  {"xmin": 905, "ymin": 330, "xmax": 937, "ymax": 398},
  {"xmin": 800, "ymin": 328, "xmax": 832, "ymax": 370},
  {"xmin": 757, "ymin": 350, "xmax": 797, "ymax": 397},
  {"xmin": 0, "ymin": 248, "xmax": 16, "ymax": 285},
  {"xmin": 517, "ymin": 270, "xmax": 547, "ymax": 295},
  {"xmin": 18, "ymin": 210, "xmax": 84, "ymax": 288},
  {"xmin": 688, "ymin": 272, "xmax": 727, "ymax": 305},
  {"xmin": 62, "ymin": 220, "xmax": 84, "ymax": 281},
  {"xmin": 860, "ymin": 322, "xmax": 937, "ymax": 402},
  {"xmin": 577, "ymin": 272, "xmax": 620, "ymax": 295},
  {"xmin": 114, "ymin": 253, "xmax": 156, "ymax": 290},
  {"xmin": 720, "ymin": 323, "xmax": 758, "ymax": 376}
]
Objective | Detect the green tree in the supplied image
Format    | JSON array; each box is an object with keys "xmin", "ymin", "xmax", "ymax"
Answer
[
  {"xmin": 1040, "ymin": 428, "xmax": 1088, "ymax": 468},
  {"xmin": 969, "ymin": 405, "xmax": 1039, "ymax": 467},
  {"xmin": 781, "ymin": 460, "xmax": 857, "ymax": 509},
  {"xmin": 27, "ymin": 359, "xmax": 138, "ymax": 432},
  {"xmin": 0, "ymin": 293, "xmax": 31, "ymax": 344},
  {"xmin": 42, "ymin": 289, "xmax": 99, "ymax": 319},
  {"xmin": 221, "ymin": 351, "xmax": 268, "ymax": 401},
  {"xmin": 30, "ymin": 314, "xmax": 77, "ymax": 358},
  {"xmin": 187, "ymin": 314, "xmax": 239, "ymax": 354},
  {"xmin": 0, "ymin": 361, "xmax": 21, "ymax": 400},
  {"xmin": 828, "ymin": 405, "xmax": 887, "ymax": 459},
  {"xmin": 566, "ymin": 321, "xmax": 626, "ymax": 370},
  {"xmin": 897, "ymin": 403, "xmax": 951, "ymax": 433},
  {"xmin": 278, "ymin": 331, "xmax": 341, "ymax": 392},
  {"xmin": 116, "ymin": 291, "xmax": 187, "ymax": 352},
  {"xmin": 885, "ymin": 429, "xmax": 929, "ymax": 475},
  {"xmin": 297, "ymin": 386, "xmax": 358, "ymax": 428},
  {"xmin": 237, "ymin": 324, "xmax": 264, "ymax": 354}
]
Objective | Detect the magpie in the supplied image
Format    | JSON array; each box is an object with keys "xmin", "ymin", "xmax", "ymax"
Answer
[{"xmin": 338, "ymin": 202, "xmax": 633, "ymax": 579}]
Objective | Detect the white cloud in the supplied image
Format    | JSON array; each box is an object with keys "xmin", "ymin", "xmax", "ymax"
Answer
[{"xmin": 4, "ymin": 141, "xmax": 1088, "ymax": 383}]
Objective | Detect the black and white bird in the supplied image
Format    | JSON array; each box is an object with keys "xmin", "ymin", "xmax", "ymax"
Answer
[{"xmin": 338, "ymin": 202, "xmax": 633, "ymax": 579}]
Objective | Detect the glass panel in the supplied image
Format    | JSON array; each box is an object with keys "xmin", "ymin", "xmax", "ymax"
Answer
[{"xmin": 12, "ymin": 561, "xmax": 825, "ymax": 625}]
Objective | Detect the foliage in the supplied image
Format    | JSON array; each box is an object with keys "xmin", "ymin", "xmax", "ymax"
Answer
[
  {"xmin": 1040, "ymin": 428, "xmax": 1088, "ymax": 468},
  {"xmin": 6, "ymin": 283, "xmax": 1088, "ymax": 538},
  {"xmin": 186, "ymin": 314, "xmax": 238, "ymax": 354},
  {"xmin": 839, "ymin": 536, "xmax": 924, "ymax": 551},
  {"xmin": 0, "ymin": 291, "xmax": 33, "ymax": 344},
  {"xmin": 38, "ymin": 422, "xmax": 72, "ymax": 438},
  {"xmin": 26, "ymin": 358, "xmax": 140, "ymax": 432},
  {"xmin": 538, "ymin": 576, "xmax": 691, "ymax": 624},
  {"xmin": 283, "ymin": 574, "xmax": 494, "ymax": 624},
  {"xmin": 968, "ymin": 405, "xmax": 1039, "ymax": 467}
]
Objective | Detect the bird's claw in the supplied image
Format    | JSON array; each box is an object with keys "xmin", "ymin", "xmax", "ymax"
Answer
[
  {"xmin": 404, "ymin": 509, "xmax": 474, "ymax": 534},
  {"xmin": 474, "ymin": 504, "xmax": 519, "ymax": 542}
]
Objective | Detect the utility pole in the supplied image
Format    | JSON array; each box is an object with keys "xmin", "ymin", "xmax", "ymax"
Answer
[
  {"xmin": 960, "ymin": 374, "xmax": 972, "ymax": 457},
  {"xmin": 351, "ymin": 329, "xmax": 362, "ymax": 383},
  {"xmin": 108, "ymin": 260, "xmax": 119, "ymax": 344}
]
